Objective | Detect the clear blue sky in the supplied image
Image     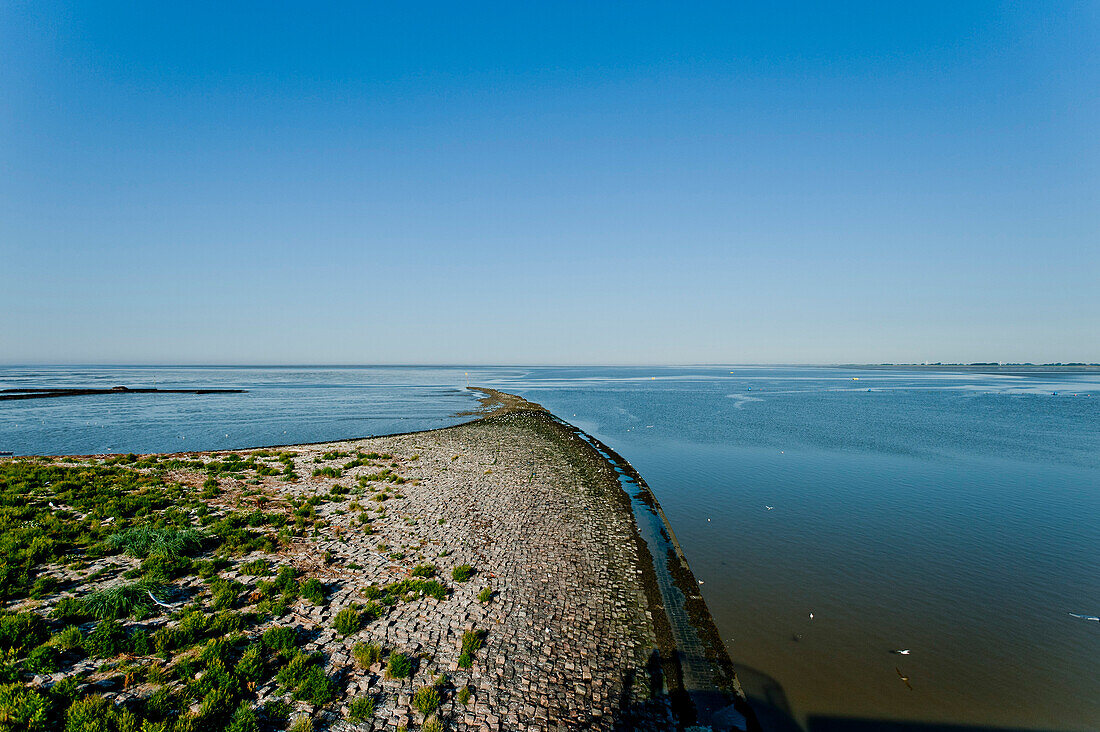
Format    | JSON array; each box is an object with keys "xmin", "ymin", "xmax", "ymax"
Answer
[{"xmin": 2, "ymin": 1, "xmax": 1097, "ymax": 364}]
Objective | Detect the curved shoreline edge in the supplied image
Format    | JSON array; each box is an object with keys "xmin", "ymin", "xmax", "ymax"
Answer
[
  {"xmin": 467, "ymin": 389, "xmax": 760, "ymax": 731},
  {"xmin": 2, "ymin": 385, "xmax": 756, "ymax": 726}
]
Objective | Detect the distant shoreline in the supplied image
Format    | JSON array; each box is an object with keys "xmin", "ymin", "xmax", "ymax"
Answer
[
  {"xmin": 840, "ymin": 363, "xmax": 1100, "ymax": 373},
  {"xmin": 0, "ymin": 386, "xmax": 246, "ymax": 401}
]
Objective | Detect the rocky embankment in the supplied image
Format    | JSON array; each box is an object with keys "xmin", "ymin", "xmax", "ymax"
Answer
[{"xmin": 0, "ymin": 393, "xmax": 750, "ymax": 731}]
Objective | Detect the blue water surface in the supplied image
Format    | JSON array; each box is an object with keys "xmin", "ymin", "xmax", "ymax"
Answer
[{"xmin": 3, "ymin": 364, "xmax": 1098, "ymax": 731}]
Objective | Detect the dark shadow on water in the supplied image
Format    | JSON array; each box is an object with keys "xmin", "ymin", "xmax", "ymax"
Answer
[
  {"xmin": 808, "ymin": 720, "xmax": 1074, "ymax": 732},
  {"xmin": 733, "ymin": 663, "xmax": 804, "ymax": 732},
  {"xmin": 732, "ymin": 663, "xmax": 1074, "ymax": 732}
]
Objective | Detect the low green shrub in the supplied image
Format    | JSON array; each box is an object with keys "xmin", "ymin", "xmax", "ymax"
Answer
[
  {"xmin": 385, "ymin": 652, "xmax": 412, "ymax": 679},
  {"xmin": 347, "ymin": 695, "xmax": 375, "ymax": 721},
  {"xmin": 0, "ymin": 682, "xmax": 49, "ymax": 730},
  {"xmin": 85, "ymin": 619, "xmax": 128, "ymax": 658},
  {"xmin": 451, "ymin": 564, "xmax": 474, "ymax": 582},
  {"xmin": 0, "ymin": 612, "xmax": 49, "ymax": 653},
  {"xmin": 412, "ymin": 685, "xmax": 441, "ymax": 716},
  {"xmin": 64, "ymin": 695, "xmax": 116, "ymax": 732},
  {"xmin": 25, "ymin": 643, "xmax": 61, "ymax": 673},
  {"xmin": 225, "ymin": 702, "xmax": 259, "ymax": 732},
  {"xmin": 273, "ymin": 566, "xmax": 297, "ymax": 598},
  {"xmin": 235, "ymin": 644, "xmax": 264, "ymax": 683},
  {"xmin": 128, "ymin": 628, "xmax": 152, "ymax": 655},
  {"xmin": 333, "ymin": 606, "xmax": 361, "ymax": 636},
  {"xmin": 201, "ymin": 477, "xmax": 220, "ymax": 499},
  {"xmin": 288, "ymin": 717, "xmax": 313, "ymax": 732},
  {"xmin": 144, "ymin": 686, "xmax": 177, "ymax": 718},
  {"xmin": 261, "ymin": 699, "xmax": 290, "ymax": 726},
  {"xmin": 140, "ymin": 553, "xmax": 191, "ymax": 583},
  {"xmin": 239, "ymin": 559, "xmax": 269, "ymax": 576},
  {"xmin": 261, "ymin": 626, "xmax": 297, "ymax": 655},
  {"xmin": 51, "ymin": 597, "xmax": 88, "ymax": 623},
  {"xmin": 276, "ymin": 652, "xmax": 335, "ymax": 705},
  {"xmin": 53, "ymin": 625, "xmax": 84, "ymax": 651},
  {"xmin": 299, "ymin": 578, "xmax": 325, "ymax": 605},
  {"xmin": 29, "ymin": 576, "xmax": 57, "ymax": 599},
  {"xmin": 360, "ymin": 578, "xmax": 446, "ymax": 605},
  {"xmin": 352, "ymin": 642, "xmax": 381, "ymax": 668}
]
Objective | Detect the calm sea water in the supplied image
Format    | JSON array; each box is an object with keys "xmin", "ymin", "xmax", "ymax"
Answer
[{"xmin": 3, "ymin": 365, "xmax": 1098, "ymax": 731}]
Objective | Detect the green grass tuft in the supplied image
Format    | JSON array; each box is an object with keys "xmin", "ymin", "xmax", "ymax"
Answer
[{"xmin": 106, "ymin": 526, "xmax": 204, "ymax": 558}]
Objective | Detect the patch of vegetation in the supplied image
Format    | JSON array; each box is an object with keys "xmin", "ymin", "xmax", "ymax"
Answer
[
  {"xmin": 53, "ymin": 625, "xmax": 84, "ymax": 651},
  {"xmin": 0, "ymin": 681, "xmax": 49, "ymax": 730},
  {"xmin": 360, "ymin": 577, "xmax": 447, "ymax": 606},
  {"xmin": 262, "ymin": 699, "xmax": 290, "ymax": 726},
  {"xmin": 0, "ymin": 457, "xmax": 370, "ymax": 730},
  {"xmin": 410, "ymin": 564, "xmax": 436, "ymax": 578},
  {"xmin": 458, "ymin": 629, "xmax": 485, "ymax": 669},
  {"xmin": 288, "ymin": 717, "xmax": 313, "ymax": 732},
  {"xmin": 276, "ymin": 652, "xmax": 336, "ymax": 705},
  {"xmin": 457, "ymin": 685, "xmax": 471, "ymax": 705},
  {"xmin": 261, "ymin": 626, "xmax": 298, "ymax": 656},
  {"xmin": 332, "ymin": 606, "xmax": 362, "ymax": 636},
  {"xmin": 412, "ymin": 685, "xmax": 441, "ymax": 716},
  {"xmin": 85, "ymin": 619, "xmax": 129, "ymax": 658},
  {"xmin": 347, "ymin": 695, "xmax": 376, "ymax": 721},
  {"xmin": 357, "ymin": 468, "xmax": 405, "ymax": 485},
  {"xmin": 209, "ymin": 576, "xmax": 243, "ymax": 610},
  {"xmin": 239, "ymin": 558, "xmax": 269, "ymax": 576},
  {"xmin": 0, "ymin": 612, "xmax": 49, "ymax": 654},
  {"xmin": 83, "ymin": 582, "xmax": 159, "ymax": 620},
  {"xmin": 451, "ymin": 564, "xmax": 475, "ymax": 582},
  {"xmin": 0, "ymin": 461, "xmax": 189, "ymax": 602},
  {"xmin": 385, "ymin": 651, "xmax": 412, "ymax": 679},
  {"xmin": 24, "ymin": 643, "xmax": 61, "ymax": 673},
  {"xmin": 106, "ymin": 525, "xmax": 204, "ymax": 559},
  {"xmin": 64, "ymin": 695, "xmax": 138, "ymax": 732},
  {"xmin": 201, "ymin": 477, "xmax": 221, "ymax": 498},
  {"xmin": 352, "ymin": 642, "xmax": 381, "ymax": 668},
  {"xmin": 140, "ymin": 552, "xmax": 193, "ymax": 583},
  {"xmin": 477, "ymin": 587, "xmax": 493, "ymax": 603},
  {"xmin": 51, "ymin": 597, "xmax": 88, "ymax": 623},
  {"xmin": 299, "ymin": 578, "xmax": 325, "ymax": 605},
  {"xmin": 225, "ymin": 702, "xmax": 259, "ymax": 732}
]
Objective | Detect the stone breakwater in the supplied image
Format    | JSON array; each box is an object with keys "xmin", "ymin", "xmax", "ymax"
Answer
[
  {"xmin": 1, "ymin": 395, "xmax": 752, "ymax": 731},
  {"xmin": 306, "ymin": 409, "xmax": 677, "ymax": 729}
]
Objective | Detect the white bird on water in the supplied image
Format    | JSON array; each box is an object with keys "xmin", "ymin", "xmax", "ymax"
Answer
[
  {"xmin": 892, "ymin": 649, "xmax": 911, "ymax": 655},
  {"xmin": 809, "ymin": 612, "xmax": 814, "ymax": 620},
  {"xmin": 765, "ymin": 505, "xmax": 774, "ymax": 510}
]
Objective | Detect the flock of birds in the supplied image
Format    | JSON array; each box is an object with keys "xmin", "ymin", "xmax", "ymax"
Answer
[{"xmin": 782, "ymin": 610, "xmax": 918, "ymax": 689}]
